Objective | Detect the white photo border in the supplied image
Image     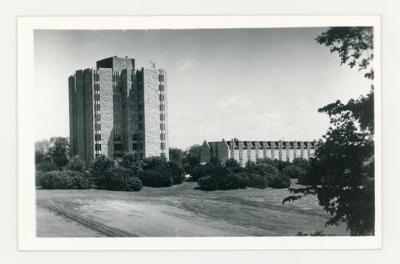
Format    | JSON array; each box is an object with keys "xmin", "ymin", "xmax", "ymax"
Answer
[{"xmin": 17, "ymin": 15, "xmax": 382, "ymax": 250}]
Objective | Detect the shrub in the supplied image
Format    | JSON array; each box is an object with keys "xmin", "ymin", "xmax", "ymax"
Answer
[
  {"xmin": 197, "ymin": 176, "xmax": 219, "ymax": 191},
  {"xmin": 281, "ymin": 165, "xmax": 304, "ymax": 179},
  {"xmin": 189, "ymin": 165, "xmax": 207, "ymax": 182},
  {"xmin": 245, "ymin": 162, "xmax": 278, "ymax": 188},
  {"xmin": 35, "ymin": 170, "xmax": 44, "ymax": 186},
  {"xmin": 218, "ymin": 172, "xmax": 248, "ymax": 190},
  {"xmin": 271, "ymin": 172, "xmax": 291, "ymax": 188},
  {"xmin": 139, "ymin": 169, "xmax": 173, "ymax": 187},
  {"xmin": 168, "ymin": 162, "xmax": 185, "ymax": 185},
  {"xmin": 66, "ymin": 156, "xmax": 86, "ymax": 172},
  {"xmin": 247, "ymin": 174, "xmax": 270, "ymax": 188},
  {"xmin": 96, "ymin": 167, "xmax": 141, "ymax": 191},
  {"xmin": 297, "ymin": 169, "xmax": 311, "ymax": 185},
  {"xmin": 225, "ymin": 159, "xmax": 243, "ymax": 173},
  {"xmin": 124, "ymin": 176, "xmax": 143, "ymax": 192},
  {"xmin": 39, "ymin": 170, "xmax": 90, "ymax": 189},
  {"xmin": 92, "ymin": 155, "xmax": 115, "ymax": 177},
  {"xmin": 36, "ymin": 159, "xmax": 57, "ymax": 172},
  {"xmin": 292, "ymin": 158, "xmax": 310, "ymax": 170}
]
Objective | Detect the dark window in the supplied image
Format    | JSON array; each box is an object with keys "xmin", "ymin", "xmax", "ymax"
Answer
[
  {"xmin": 159, "ymin": 94, "xmax": 165, "ymax": 101},
  {"xmin": 159, "ymin": 75, "xmax": 164, "ymax": 82},
  {"xmin": 160, "ymin": 104, "xmax": 165, "ymax": 111},
  {"xmin": 138, "ymin": 114, "xmax": 143, "ymax": 121},
  {"xmin": 114, "ymin": 144, "xmax": 122, "ymax": 151},
  {"xmin": 161, "ymin": 142, "xmax": 166, "ymax": 150},
  {"xmin": 132, "ymin": 143, "xmax": 138, "ymax": 150},
  {"xmin": 138, "ymin": 123, "xmax": 143, "ymax": 130},
  {"xmin": 132, "ymin": 133, "xmax": 142, "ymax": 141},
  {"xmin": 160, "ymin": 114, "xmax": 165, "ymax": 121},
  {"xmin": 95, "ymin": 134, "xmax": 101, "ymax": 141},
  {"xmin": 95, "ymin": 124, "xmax": 101, "ymax": 131},
  {"xmin": 160, "ymin": 123, "xmax": 165, "ymax": 130},
  {"xmin": 159, "ymin": 84, "xmax": 164, "ymax": 91},
  {"xmin": 114, "ymin": 134, "xmax": 122, "ymax": 141},
  {"xmin": 95, "ymin": 144, "xmax": 101, "ymax": 151},
  {"xmin": 160, "ymin": 133, "xmax": 165, "ymax": 140}
]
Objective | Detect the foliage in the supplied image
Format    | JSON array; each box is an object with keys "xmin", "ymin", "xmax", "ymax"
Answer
[
  {"xmin": 197, "ymin": 176, "xmax": 220, "ymax": 191},
  {"xmin": 91, "ymin": 155, "xmax": 115, "ymax": 178},
  {"xmin": 271, "ymin": 172, "xmax": 291, "ymax": 189},
  {"xmin": 245, "ymin": 161, "xmax": 278, "ymax": 188},
  {"xmin": 39, "ymin": 170, "xmax": 90, "ymax": 189},
  {"xmin": 47, "ymin": 137, "xmax": 70, "ymax": 168},
  {"xmin": 137, "ymin": 157, "xmax": 174, "ymax": 187},
  {"xmin": 292, "ymin": 158, "xmax": 310, "ymax": 171},
  {"xmin": 35, "ymin": 150, "xmax": 46, "ymax": 164},
  {"xmin": 139, "ymin": 169, "xmax": 173, "ymax": 187},
  {"xmin": 35, "ymin": 159, "xmax": 57, "ymax": 172},
  {"xmin": 257, "ymin": 158, "xmax": 290, "ymax": 171},
  {"xmin": 280, "ymin": 165, "xmax": 304, "ymax": 179},
  {"xmin": 246, "ymin": 174, "xmax": 270, "ymax": 189},
  {"xmin": 168, "ymin": 162, "xmax": 185, "ymax": 185},
  {"xmin": 315, "ymin": 27, "xmax": 374, "ymax": 79},
  {"xmin": 197, "ymin": 169, "xmax": 248, "ymax": 191},
  {"xmin": 169, "ymin": 148, "xmax": 184, "ymax": 165},
  {"xmin": 35, "ymin": 170, "xmax": 44, "ymax": 186},
  {"xmin": 96, "ymin": 167, "xmax": 142, "ymax": 191},
  {"xmin": 225, "ymin": 159, "xmax": 244, "ymax": 173},
  {"xmin": 182, "ymin": 144, "xmax": 203, "ymax": 174},
  {"xmin": 118, "ymin": 153, "xmax": 140, "ymax": 172},
  {"xmin": 284, "ymin": 27, "xmax": 375, "ymax": 235},
  {"xmin": 189, "ymin": 165, "xmax": 207, "ymax": 182},
  {"xmin": 66, "ymin": 156, "xmax": 86, "ymax": 172}
]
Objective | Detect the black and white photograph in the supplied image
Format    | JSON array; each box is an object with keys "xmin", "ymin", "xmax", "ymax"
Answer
[{"xmin": 17, "ymin": 16, "xmax": 382, "ymax": 250}]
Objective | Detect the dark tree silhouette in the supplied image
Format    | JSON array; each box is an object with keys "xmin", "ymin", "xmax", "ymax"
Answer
[{"xmin": 283, "ymin": 27, "xmax": 375, "ymax": 235}]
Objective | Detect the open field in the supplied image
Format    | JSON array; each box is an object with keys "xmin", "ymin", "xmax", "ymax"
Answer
[{"xmin": 36, "ymin": 181, "xmax": 349, "ymax": 237}]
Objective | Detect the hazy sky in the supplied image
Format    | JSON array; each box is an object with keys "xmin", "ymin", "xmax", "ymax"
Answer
[{"xmin": 34, "ymin": 28, "xmax": 371, "ymax": 149}]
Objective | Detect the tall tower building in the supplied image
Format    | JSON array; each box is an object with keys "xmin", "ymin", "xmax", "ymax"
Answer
[{"xmin": 68, "ymin": 56, "xmax": 169, "ymax": 165}]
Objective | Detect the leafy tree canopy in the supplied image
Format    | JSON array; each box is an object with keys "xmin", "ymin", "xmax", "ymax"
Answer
[{"xmin": 284, "ymin": 27, "xmax": 375, "ymax": 235}]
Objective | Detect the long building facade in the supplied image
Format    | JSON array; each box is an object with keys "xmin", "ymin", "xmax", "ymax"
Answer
[
  {"xmin": 201, "ymin": 139, "xmax": 316, "ymax": 166},
  {"xmin": 68, "ymin": 56, "xmax": 169, "ymax": 165}
]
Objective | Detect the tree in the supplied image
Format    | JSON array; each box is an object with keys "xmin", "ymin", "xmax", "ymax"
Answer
[
  {"xmin": 182, "ymin": 144, "xmax": 203, "ymax": 174},
  {"xmin": 169, "ymin": 148, "xmax": 184, "ymax": 165},
  {"xmin": 91, "ymin": 155, "xmax": 115, "ymax": 178},
  {"xmin": 284, "ymin": 27, "xmax": 375, "ymax": 235},
  {"xmin": 47, "ymin": 137, "xmax": 70, "ymax": 168}
]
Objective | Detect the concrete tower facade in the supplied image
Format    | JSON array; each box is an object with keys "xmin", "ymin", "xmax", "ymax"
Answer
[{"xmin": 68, "ymin": 56, "xmax": 169, "ymax": 165}]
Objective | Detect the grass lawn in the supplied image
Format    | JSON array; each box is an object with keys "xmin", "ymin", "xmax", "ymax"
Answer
[{"xmin": 36, "ymin": 180, "xmax": 349, "ymax": 237}]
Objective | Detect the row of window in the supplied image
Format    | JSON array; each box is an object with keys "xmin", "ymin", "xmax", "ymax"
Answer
[
  {"xmin": 160, "ymin": 133, "xmax": 166, "ymax": 140},
  {"xmin": 132, "ymin": 143, "xmax": 144, "ymax": 150},
  {"xmin": 132, "ymin": 133, "xmax": 143, "ymax": 141}
]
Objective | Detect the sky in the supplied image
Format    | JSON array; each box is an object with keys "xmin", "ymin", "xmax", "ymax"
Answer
[{"xmin": 34, "ymin": 28, "xmax": 372, "ymax": 149}]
